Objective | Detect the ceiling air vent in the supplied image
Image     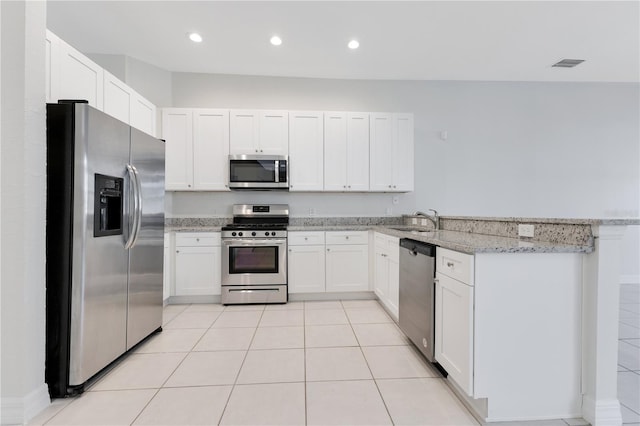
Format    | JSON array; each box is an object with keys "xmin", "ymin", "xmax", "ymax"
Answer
[{"xmin": 552, "ymin": 59, "xmax": 585, "ymax": 68}]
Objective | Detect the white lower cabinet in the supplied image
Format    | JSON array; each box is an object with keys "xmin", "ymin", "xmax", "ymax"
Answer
[
  {"xmin": 326, "ymin": 231, "xmax": 369, "ymax": 292},
  {"xmin": 373, "ymin": 233, "xmax": 400, "ymax": 319},
  {"xmin": 435, "ymin": 271, "xmax": 474, "ymax": 396},
  {"xmin": 174, "ymin": 232, "xmax": 221, "ymax": 296},
  {"xmin": 288, "ymin": 231, "xmax": 368, "ymax": 294},
  {"xmin": 163, "ymin": 233, "xmax": 172, "ymax": 302},
  {"xmin": 288, "ymin": 231, "xmax": 326, "ymax": 293}
]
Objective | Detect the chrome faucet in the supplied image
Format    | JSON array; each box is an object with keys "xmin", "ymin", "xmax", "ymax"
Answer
[{"xmin": 414, "ymin": 209, "xmax": 439, "ymax": 230}]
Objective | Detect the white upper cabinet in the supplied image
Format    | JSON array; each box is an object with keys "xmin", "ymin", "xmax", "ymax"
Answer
[
  {"xmin": 163, "ymin": 108, "xmax": 194, "ymax": 190},
  {"xmin": 229, "ymin": 110, "xmax": 288, "ymax": 155},
  {"xmin": 324, "ymin": 112, "xmax": 369, "ymax": 191},
  {"xmin": 369, "ymin": 113, "xmax": 414, "ymax": 192},
  {"xmin": 47, "ymin": 30, "xmax": 157, "ymax": 136},
  {"xmin": 393, "ymin": 113, "xmax": 414, "ymax": 191},
  {"xmin": 103, "ymin": 71, "xmax": 132, "ymax": 124},
  {"xmin": 193, "ymin": 109, "xmax": 230, "ymax": 191},
  {"xmin": 289, "ymin": 111, "xmax": 324, "ymax": 191},
  {"xmin": 162, "ymin": 108, "xmax": 230, "ymax": 191},
  {"xmin": 58, "ymin": 38, "xmax": 104, "ymax": 110},
  {"xmin": 130, "ymin": 93, "xmax": 157, "ymax": 137}
]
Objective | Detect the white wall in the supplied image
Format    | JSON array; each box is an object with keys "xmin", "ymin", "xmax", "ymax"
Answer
[
  {"xmin": 171, "ymin": 72, "xmax": 639, "ymax": 279},
  {"xmin": 1, "ymin": 1, "xmax": 50, "ymax": 424}
]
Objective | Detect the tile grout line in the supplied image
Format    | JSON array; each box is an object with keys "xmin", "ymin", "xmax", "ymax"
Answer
[
  {"xmin": 343, "ymin": 299, "xmax": 396, "ymax": 425},
  {"xmin": 216, "ymin": 304, "xmax": 265, "ymax": 425}
]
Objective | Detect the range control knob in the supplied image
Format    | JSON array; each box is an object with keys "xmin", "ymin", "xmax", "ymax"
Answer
[
  {"xmin": 252, "ymin": 231, "xmax": 257, "ymax": 236},
  {"xmin": 231, "ymin": 232, "xmax": 237, "ymax": 237},
  {"xmin": 271, "ymin": 232, "xmax": 276, "ymax": 236},
  {"xmin": 265, "ymin": 232, "xmax": 270, "ymax": 236},
  {"xmin": 238, "ymin": 232, "xmax": 243, "ymax": 237}
]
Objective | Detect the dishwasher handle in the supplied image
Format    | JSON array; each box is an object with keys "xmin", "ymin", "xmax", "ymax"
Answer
[{"xmin": 400, "ymin": 238, "xmax": 436, "ymax": 257}]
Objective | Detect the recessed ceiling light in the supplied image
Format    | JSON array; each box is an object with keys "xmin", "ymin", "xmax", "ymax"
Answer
[
  {"xmin": 552, "ymin": 59, "xmax": 585, "ymax": 68},
  {"xmin": 270, "ymin": 36, "xmax": 282, "ymax": 46},
  {"xmin": 188, "ymin": 33, "xmax": 203, "ymax": 43},
  {"xmin": 348, "ymin": 40, "xmax": 360, "ymax": 49}
]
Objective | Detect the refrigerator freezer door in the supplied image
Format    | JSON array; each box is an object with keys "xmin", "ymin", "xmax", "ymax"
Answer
[
  {"xmin": 69, "ymin": 104, "xmax": 130, "ymax": 386},
  {"xmin": 127, "ymin": 128, "xmax": 165, "ymax": 349}
]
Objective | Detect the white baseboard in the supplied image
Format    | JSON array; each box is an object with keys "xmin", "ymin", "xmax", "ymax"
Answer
[
  {"xmin": 620, "ymin": 274, "xmax": 640, "ymax": 285},
  {"xmin": 582, "ymin": 395, "xmax": 622, "ymax": 426},
  {"xmin": 1, "ymin": 384, "xmax": 50, "ymax": 425}
]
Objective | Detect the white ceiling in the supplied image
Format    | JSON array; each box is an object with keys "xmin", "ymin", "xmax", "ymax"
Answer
[{"xmin": 47, "ymin": 1, "xmax": 640, "ymax": 82}]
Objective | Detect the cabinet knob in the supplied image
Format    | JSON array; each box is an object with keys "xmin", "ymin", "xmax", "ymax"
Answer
[
  {"xmin": 260, "ymin": 149, "xmax": 264, "ymax": 153},
  {"xmin": 388, "ymin": 185, "xmax": 392, "ymax": 188},
  {"xmin": 346, "ymin": 236, "xmax": 349, "ymax": 240},
  {"xmin": 447, "ymin": 262, "xmax": 454, "ymax": 267},
  {"xmin": 327, "ymin": 248, "xmax": 330, "ymax": 252},
  {"xmin": 348, "ymin": 185, "xmax": 351, "ymax": 189},
  {"xmin": 343, "ymin": 185, "xmax": 346, "ymax": 189},
  {"xmin": 289, "ymin": 249, "xmax": 292, "ymax": 252},
  {"xmin": 196, "ymin": 238, "xmax": 200, "ymax": 242},
  {"xmin": 393, "ymin": 185, "xmax": 397, "ymax": 189},
  {"xmin": 255, "ymin": 149, "xmax": 259, "ymax": 152},
  {"xmin": 304, "ymin": 237, "xmax": 308, "ymax": 240},
  {"xmin": 188, "ymin": 184, "xmax": 191, "ymax": 188},
  {"xmin": 176, "ymin": 250, "xmax": 180, "ymax": 253}
]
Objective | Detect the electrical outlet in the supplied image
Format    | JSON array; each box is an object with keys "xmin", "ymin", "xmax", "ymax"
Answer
[
  {"xmin": 411, "ymin": 218, "xmax": 418, "ymax": 225},
  {"xmin": 518, "ymin": 224, "xmax": 535, "ymax": 238},
  {"xmin": 392, "ymin": 196, "xmax": 399, "ymax": 205},
  {"xmin": 421, "ymin": 218, "xmax": 428, "ymax": 226}
]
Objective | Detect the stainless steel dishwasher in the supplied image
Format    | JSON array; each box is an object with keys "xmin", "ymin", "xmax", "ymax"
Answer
[{"xmin": 398, "ymin": 238, "xmax": 437, "ymax": 362}]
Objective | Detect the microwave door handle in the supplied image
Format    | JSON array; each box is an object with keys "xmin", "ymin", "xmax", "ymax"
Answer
[{"xmin": 274, "ymin": 160, "xmax": 279, "ymax": 183}]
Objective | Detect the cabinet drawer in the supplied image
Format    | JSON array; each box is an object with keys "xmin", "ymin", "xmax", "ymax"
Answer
[
  {"xmin": 175, "ymin": 232, "xmax": 221, "ymax": 247},
  {"xmin": 288, "ymin": 231, "xmax": 325, "ymax": 246},
  {"xmin": 325, "ymin": 231, "xmax": 368, "ymax": 245},
  {"xmin": 436, "ymin": 247, "xmax": 474, "ymax": 286}
]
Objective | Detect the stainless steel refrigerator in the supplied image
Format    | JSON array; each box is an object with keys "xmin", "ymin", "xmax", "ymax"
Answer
[{"xmin": 45, "ymin": 101, "xmax": 165, "ymax": 397}]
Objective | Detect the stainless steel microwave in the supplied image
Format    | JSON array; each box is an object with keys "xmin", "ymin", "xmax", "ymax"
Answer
[{"xmin": 228, "ymin": 155, "xmax": 289, "ymax": 190}]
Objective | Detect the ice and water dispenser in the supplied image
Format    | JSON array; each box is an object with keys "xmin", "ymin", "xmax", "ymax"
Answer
[{"xmin": 93, "ymin": 174, "xmax": 123, "ymax": 237}]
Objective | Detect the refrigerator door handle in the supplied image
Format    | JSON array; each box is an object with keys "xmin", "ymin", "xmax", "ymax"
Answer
[
  {"xmin": 125, "ymin": 164, "xmax": 140, "ymax": 249},
  {"xmin": 130, "ymin": 165, "xmax": 143, "ymax": 248}
]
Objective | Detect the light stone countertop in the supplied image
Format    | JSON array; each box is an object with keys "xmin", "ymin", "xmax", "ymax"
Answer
[{"xmin": 288, "ymin": 225, "xmax": 593, "ymax": 254}]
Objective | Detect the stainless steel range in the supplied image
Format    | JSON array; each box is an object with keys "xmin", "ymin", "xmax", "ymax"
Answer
[{"xmin": 221, "ymin": 204, "xmax": 289, "ymax": 304}]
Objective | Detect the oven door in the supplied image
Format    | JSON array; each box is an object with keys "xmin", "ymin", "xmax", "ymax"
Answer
[{"xmin": 222, "ymin": 238, "xmax": 287, "ymax": 286}]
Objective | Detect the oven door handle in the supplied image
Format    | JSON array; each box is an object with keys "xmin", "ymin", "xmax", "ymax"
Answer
[{"xmin": 222, "ymin": 239, "xmax": 286, "ymax": 246}]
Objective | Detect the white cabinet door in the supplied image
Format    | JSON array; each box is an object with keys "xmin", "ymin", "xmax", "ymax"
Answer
[
  {"xmin": 229, "ymin": 110, "xmax": 260, "ymax": 154},
  {"xmin": 103, "ymin": 71, "xmax": 131, "ymax": 124},
  {"xmin": 288, "ymin": 245, "xmax": 326, "ymax": 293},
  {"xmin": 58, "ymin": 40, "xmax": 104, "ymax": 109},
  {"xmin": 289, "ymin": 111, "xmax": 323, "ymax": 191},
  {"xmin": 259, "ymin": 111, "xmax": 289, "ymax": 155},
  {"xmin": 175, "ymin": 245, "xmax": 221, "ymax": 296},
  {"xmin": 324, "ymin": 112, "xmax": 369, "ymax": 192},
  {"xmin": 326, "ymin": 244, "xmax": 369, "ymax": 292},
  {"xmin": 346, "ymin": 113, "xmax": 370, "ymax": 191},
  {"xmin": 324, "ymin": 112, "xmax": 348, "ymax": 191},
  {"xmin": 193, "ymin": 109, "xmax": 230, "ymax": 191},
  {"xmin": 130, "ymin": 92, "xmax": 157, "ymax": 137},
  {"xmin": 162, "ymin": 108, "xmax": 193, "ymax": 190},
  {"xmin": 369, "ymin": 113, "xmax": 394, "ymax": 191},
  {"xmin": 435, "ymin": 271, "xmax": 474, "ymax": 396},
  {"xmin": 373, "ymin": 246, "xmax": 389, "ymax": 300},
  {"xmin": 387, "ymin": 253, "xmax": 400, "ymax": 319},
  {"xmin": 45, "ymin": 30, "xmax": 61, "ymax": 103},
  {"xmin": 163, "ymin": 233, "xmax": 172, "ymax": 302},
  {"xmin": 370, "ymin": 113, "xmax": 414, "ymax": 192},
  {"xmin": 393, "ymin": 113, "xmax": 414, "ymax": 192}
]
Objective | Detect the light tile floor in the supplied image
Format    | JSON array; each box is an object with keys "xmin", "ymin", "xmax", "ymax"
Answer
[
  {"xmin": 28, "ymin": 298, "xmax": 617, "ymax": 425},
  {"xmin": 619, "ymin": 283, "xmax": 640, "ymax": 425}
]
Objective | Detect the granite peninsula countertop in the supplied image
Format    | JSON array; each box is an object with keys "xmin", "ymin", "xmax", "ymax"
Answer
[
  {"xmin": 287, "ymin": 225, "xmax": 593, "ymax": 254},
  {"xmin": 165, "ymin": 216, "xmax": 637, "ymax": 254}
]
